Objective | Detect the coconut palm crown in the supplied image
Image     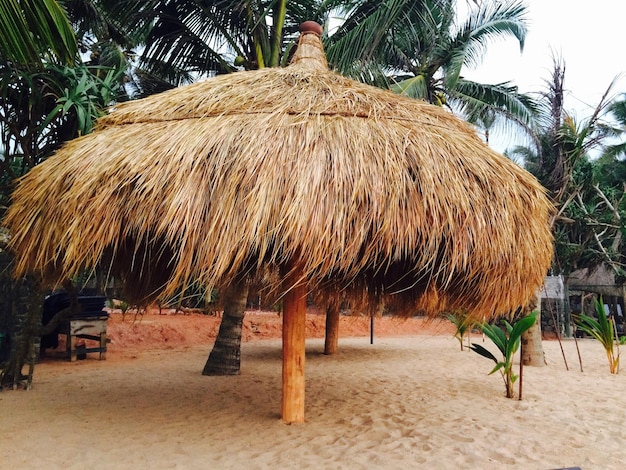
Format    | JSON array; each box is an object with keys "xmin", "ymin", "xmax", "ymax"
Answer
[{"xmin": 4, "ymin": 22, "xmax": 553, "ymax": 322}]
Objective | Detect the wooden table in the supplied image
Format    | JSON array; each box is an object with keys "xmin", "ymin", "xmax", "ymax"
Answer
[{"xmin": 63, "ymin": 315, "xmax": 108, "ymax": 361}]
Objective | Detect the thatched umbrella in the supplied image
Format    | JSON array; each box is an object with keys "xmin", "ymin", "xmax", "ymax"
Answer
[{"xmin": 4, "ymin": 22, "xmax": 553, "ymax": 423}]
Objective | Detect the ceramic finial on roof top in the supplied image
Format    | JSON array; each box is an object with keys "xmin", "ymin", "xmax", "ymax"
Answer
[
  {"xmin": 300, "ymin": 21, "xmax": 323, "ymax": 36},
  {"xmin": 290, "ymin": 21, "xmax": 327, "ymax": 70}
]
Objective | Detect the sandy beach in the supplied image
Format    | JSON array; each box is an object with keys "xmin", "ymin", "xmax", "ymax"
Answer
[{"xmin": 2, "ymin": 311, "xmax": 625, "ymax": 469}]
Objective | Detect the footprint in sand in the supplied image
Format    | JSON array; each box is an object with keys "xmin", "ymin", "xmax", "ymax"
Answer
[
  {"xmin": 450, "ymin": 434, "xmax": 475, "ymax": 443},
  {"xmin": 350, "ymin": 415, "xmax": 374, "ymax": 427},
  {"xmin": 486, "ymin": 451, "xmax": 516, "ymax": 465}
]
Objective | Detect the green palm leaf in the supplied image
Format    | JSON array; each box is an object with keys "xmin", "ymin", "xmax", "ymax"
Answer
[
  {"xmin": 469, "ymin": 342, "xmax": 499, "ymax": 365},
  {"xmin": 0, "ymin": 0, "xmax": 77, "ymax": 66}
]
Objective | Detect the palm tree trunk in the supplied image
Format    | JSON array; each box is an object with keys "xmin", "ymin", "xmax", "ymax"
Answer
[
  {"xmin": 269, "ymin": 0, "xmax": 287, "ymax": 67},
  {"xmin": 0, "ymin": 248, "xmax": 44, "ymax": 389},
  {"xmin": 324, "ymin": 297, "xmax": 340, "ymax": 355},
  {"xmin": 202, "ymin": 279, "xmax": 249, "ymax": 376},
  {"xmin": 521, "ymin": 293, "xmax": 546, "ymax": 366}
]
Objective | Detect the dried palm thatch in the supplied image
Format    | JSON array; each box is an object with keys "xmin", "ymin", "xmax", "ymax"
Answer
[{"xmin": 4, "ymin": 26, "xmax": 553, "ymax": 323}]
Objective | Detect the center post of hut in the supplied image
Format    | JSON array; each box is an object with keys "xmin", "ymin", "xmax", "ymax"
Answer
[
  {"xmin": 281, "ymin": 260, "xmax": 307, "ymax": 423},
  {"xmin": 279, "ymin": 21, "xmax": 325, "ymax": 424}
]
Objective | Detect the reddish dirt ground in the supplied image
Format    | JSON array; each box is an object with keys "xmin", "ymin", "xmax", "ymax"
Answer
[{"xmin": 100, "ymin": 307, "xmax": 456, "ymax": 354}]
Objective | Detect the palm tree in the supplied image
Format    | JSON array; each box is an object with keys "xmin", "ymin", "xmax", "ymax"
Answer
[
  {"xmin": 511, "ymin": 59, "xmax": 618, "ymax": 237},
  {"xmin": 63, "ymin": 0, "xmax": 146, "ymax": 80},
  {"xmin": 507, "ymin": 58, "xmax": 623, "ymax": 362},
  {"xmin": 326, "ymin": 0, "xmax": 537, "ymax": 135},
  {"xmin": 0, "ymin": 0, "xmax": 76, "ymax": 387},
  {"xmin": 1, "ymin": 1, "xmax": 134, "ymax": 212}
]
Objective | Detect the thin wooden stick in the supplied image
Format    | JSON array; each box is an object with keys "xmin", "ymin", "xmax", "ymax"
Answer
[
  {"xmin": 547, "ymin": 296, "xmax": 569, "ymax": 371},
  {"xmin": 518, "ymin": 339, "xmax": 524, "ymax": 400},
  {"xmin": 571, "ymin": 309, "xmax": 584, "ymax": 373},
  {"xmin": 612, "ymin": 316, "xmax": 621, "ymax": 374}
]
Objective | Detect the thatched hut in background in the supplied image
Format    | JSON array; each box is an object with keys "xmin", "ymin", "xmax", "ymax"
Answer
[
  {"xmin": 567, "ymin": 265, "xmax": 626, "ymax": 333},
  {"xmin": 4, "ymin": 22, "xmax": 553, "ymax": 422},
  {"xmin": 567, "ymin": 265, "xmax": 626, "ymax": 303}
]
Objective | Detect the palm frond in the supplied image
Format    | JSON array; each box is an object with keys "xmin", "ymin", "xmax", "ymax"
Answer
[
  {"xmin": 0, "ymin": 0, "xmax": 77, "ymax": 66},
  {"xmin": 455, "ymin": 80, "xmax": 537, "ymax": 123},
  {"xmin": 455, "ymin": 0, "xmax": 528, "ymax": 70},
  {"xmin": 391, "ymin": 74, "xmax": 429, "ymax": 100},
  {"xmin": 326, "ymin": 0, "xmax": 425, "ymax": 73}
]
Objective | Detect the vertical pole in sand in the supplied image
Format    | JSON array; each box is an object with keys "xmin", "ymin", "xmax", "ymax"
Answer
[
  {"xmin": 519, "ymin": 339, "xmax": 524, "ymax": 400},
  {"xmin": 612, "ymin": 316, "xmax": 620, "ymax": 374},
  {"xmin": 572, "ymin": 326, "xmax": 583, "ymax": 372},
  {"xmin": 548, "ymin": 302, "xmax": 569, "ymax": 371},
  {"xmin": 370, "ymin": 313, "xmax": 374, "ymax": 345},
  {"xmin": 282, "ymin": 262, "xmax": 307, "ymax": 424}
]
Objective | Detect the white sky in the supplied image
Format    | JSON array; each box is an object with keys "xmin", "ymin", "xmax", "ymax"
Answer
[{"xmin": 461, "ymin": 0, "xmax": 625, "ymax": 152}]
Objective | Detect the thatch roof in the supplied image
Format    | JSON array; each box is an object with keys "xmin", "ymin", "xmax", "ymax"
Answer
[
  {"xmin": 3, "ymin": 28, "xmax": 553, "ymax": 321},
  {"xmin": 567, "ymin": 265, "xmax": 626, "ymax": 299}
]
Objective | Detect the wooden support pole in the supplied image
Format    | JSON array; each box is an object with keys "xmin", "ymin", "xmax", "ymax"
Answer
[
  {"xmin": 324, "ymin": 298, "xmax": 340, "ymax": 355},
  {"xmin": 282, "ymin": 263, "xmax": 307, "ymax": 424}
]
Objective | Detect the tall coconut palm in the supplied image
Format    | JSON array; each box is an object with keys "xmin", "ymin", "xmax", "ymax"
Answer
[
  {"xmin": 513, "ymin": 59, "xmax": 617, "ymax": 221},
  {"xmin": 508, "ymin": 59, "xmax": 621, "ymax": 363},
  {"xmin": 326, "ymin": 0, "xmax": 537, "ymax": 136}
]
